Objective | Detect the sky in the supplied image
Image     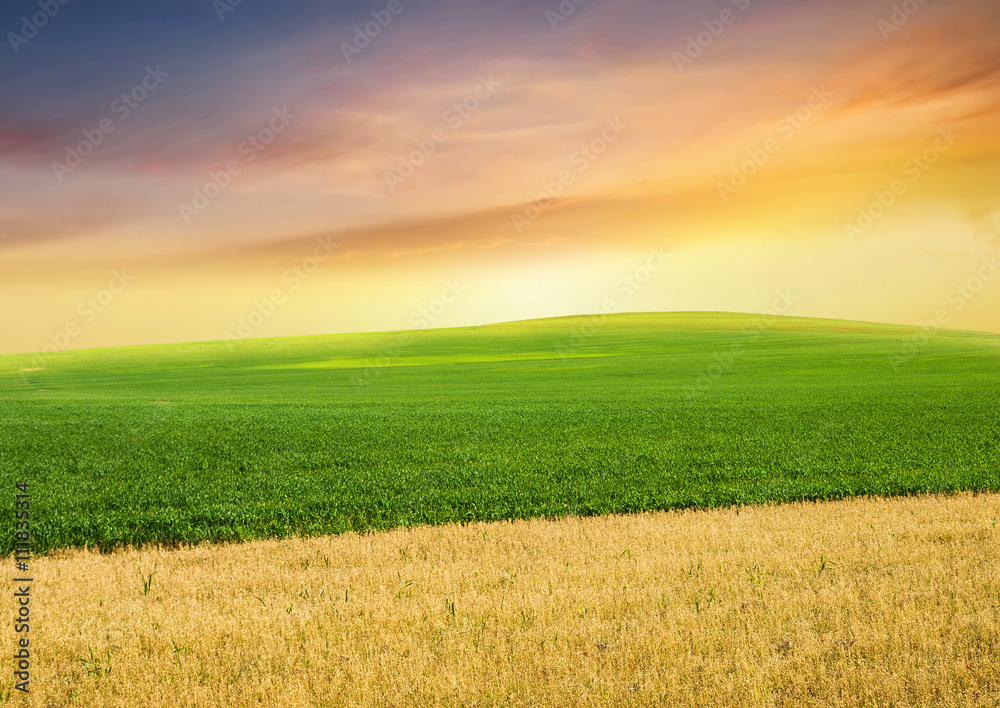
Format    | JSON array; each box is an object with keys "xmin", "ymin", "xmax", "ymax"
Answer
[{"xmin": 1, "ymin": 0, "xmax": 999, "ymax": 354}]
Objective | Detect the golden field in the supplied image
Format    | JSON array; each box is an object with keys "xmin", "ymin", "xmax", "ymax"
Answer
[{"xmin": 5, "ymin": 492, "xmax": 1000, "ymax": 707}]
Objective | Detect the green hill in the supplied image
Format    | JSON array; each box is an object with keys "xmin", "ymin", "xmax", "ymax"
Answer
[{"xmin": 2, "ymin": 312, "xmax": 998, "ymax": 552}]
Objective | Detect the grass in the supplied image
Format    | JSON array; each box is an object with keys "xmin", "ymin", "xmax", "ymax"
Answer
[
  {"xmin": 7, "ymin": 491, "xmax": 999, "ymax": 706},
  {"xmin": 1, "ymin": 311, "xmax": 998, "ymax": 553}
]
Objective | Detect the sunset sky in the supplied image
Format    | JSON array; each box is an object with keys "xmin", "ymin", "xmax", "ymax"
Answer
[{"xmin": 1, "ymin": 0, "xmax": 999, "ymax": 354}]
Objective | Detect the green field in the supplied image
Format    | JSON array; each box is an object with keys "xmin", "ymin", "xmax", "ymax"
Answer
[{"xmin": 2, "ymin": 312, "xmax": 998, "ymax": 554}]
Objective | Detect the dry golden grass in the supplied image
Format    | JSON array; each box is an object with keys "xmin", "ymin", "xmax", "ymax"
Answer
[{"xmin": 5, "ymin": 492, "xmax": 1000, "ymax": 707}]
